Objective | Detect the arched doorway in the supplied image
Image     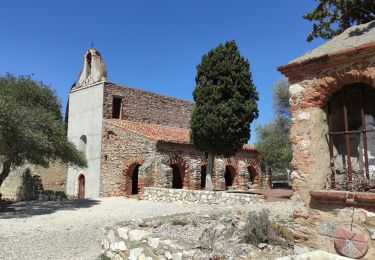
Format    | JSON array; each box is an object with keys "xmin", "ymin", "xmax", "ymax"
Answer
[
  {"xmin": 171, "ymin": 164, "xmax": 183, "ymax": 189},
  {"xmin": 224, "ymin": 166, "xmax": 235, "ymax": 189},
  {"xmin": 201, "ymin": 165, "xmax": 207, "ymax": 189},
  {"xmin": 78, "ymin": 175, "xmax": 85, "ymax": 199},
  {"xmin": 248, "ymin": 166, "xmax": 258, "ymax": 185},
  {"xmin": 131, "ymin": 165, "xmax": 140, "ymax": 195}
]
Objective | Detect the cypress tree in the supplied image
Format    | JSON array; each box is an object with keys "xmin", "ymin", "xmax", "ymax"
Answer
[{"xmin": 190, "ymin": 40, "xmax": 258, "ymax": 190}]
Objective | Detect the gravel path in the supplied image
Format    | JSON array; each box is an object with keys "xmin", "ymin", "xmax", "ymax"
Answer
[{"xmin": 0, "ymin": 197, "xmax": 294, "ymax": 260}]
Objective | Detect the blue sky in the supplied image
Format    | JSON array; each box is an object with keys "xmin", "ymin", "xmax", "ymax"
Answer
[{"xmin": 0, "ymin": 1, "xmax": 324, "ymax": 143}]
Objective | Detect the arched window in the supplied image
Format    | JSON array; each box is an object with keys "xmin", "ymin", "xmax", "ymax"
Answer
[{"xmin": 79, "ymin": 135, "xmax": 87, "ymax": 157}]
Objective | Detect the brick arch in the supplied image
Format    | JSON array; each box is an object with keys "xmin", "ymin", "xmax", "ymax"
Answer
[
  {"xmin": 224, "ymin": 160, "xmax": 239, "ymax": 188},
  {"xmin": 247, "ymin": 164, "xmax": 259, "ymax": 185},
  {"xmin": 248, "ymin": 157, "xmax": 260, "ymax": 180},
  {"xmin": 304, "ymin": 71, "xmax": 375, "ymax": 108},
  {"xmin": 123, "ymin": 157, "xmax": 144, "ymax": 195},
  {"xmin": 167, "ymin": 155, "xmax": 190, "ymax": 189}
]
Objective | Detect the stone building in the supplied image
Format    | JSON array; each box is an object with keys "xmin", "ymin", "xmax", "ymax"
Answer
[
  {"xmin": 66, "ymin": 48, "xmax": 260, "ymax": 199},
  {"xmin": 279, "ymin": 21, "xmax": 375, "ymax": 259}
]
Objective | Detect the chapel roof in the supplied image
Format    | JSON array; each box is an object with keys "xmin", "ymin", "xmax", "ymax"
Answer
[
  {"xmin": 281, "ymin": 20, "xmax": 375, "ymax": 68},
  {"xmin": 106, "ymin": 119, "xmax": 257, "ymax": 152}
]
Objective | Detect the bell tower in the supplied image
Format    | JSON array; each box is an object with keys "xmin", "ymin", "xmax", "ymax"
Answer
[
  {"xmin": 66, "ymin": 48, "xmax": 107, "ymax": 198},
  {"xmin": 74, "ymin": 48, "xmax": 107, "ymax": 89}
]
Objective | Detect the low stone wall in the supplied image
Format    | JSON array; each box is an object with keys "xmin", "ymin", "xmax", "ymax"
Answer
[
  {"xmin": 102, "ymin": 209, "xmax": 294, "ymax": 260},
  {"xmin": 142, "ymin": 187, "xmax": 265, "ymax": 204}
]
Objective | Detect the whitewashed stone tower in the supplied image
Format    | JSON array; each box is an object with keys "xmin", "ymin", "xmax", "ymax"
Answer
[{"xmin": 66, "ymin": 49, "xmax": 107, "ymax": 198}]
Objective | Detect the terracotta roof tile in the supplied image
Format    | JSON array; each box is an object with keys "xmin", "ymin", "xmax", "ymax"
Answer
[{"xmin": 106, "ymin": 119, "xmax": 257, "ymax": 151}]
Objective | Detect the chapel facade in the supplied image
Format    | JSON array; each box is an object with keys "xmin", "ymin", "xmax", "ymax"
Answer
[{"xmin": 66, "ymin": 48, "xmax": 261, "ymax": 199}]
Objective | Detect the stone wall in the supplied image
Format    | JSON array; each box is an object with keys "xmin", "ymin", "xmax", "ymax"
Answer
[
  {"xmin": 0, "ymin": 164, "xmax": 67, "ymax": 201},
  {"xmin": 34, "ymin": 161, "xmax": 67, "ymax": 191},
  {"xmin": 155, "ymin": 143, "xmax": 261, "ymax": 191},
  {"xmin": 100, "ymin": 123, "xmax": 262, "ymax": 197},
  {"xmin": 103, "ymin": 83, "xmax": 194, "ymax": 129},
  {"xmin": 142, "ymin": 187, "xmax": 265, "ymax": 204},
  {"xmin": 100, "ymin": 122, "xmax": 157, "ymax": 197},
  {"xmin": 101, "ymin": 209, "xmax": 293, "ymax": 260}
]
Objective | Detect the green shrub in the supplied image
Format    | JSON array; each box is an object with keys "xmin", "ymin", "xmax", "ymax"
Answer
[
  {"xmin": 243, "ymin": 209, "xmax": 292, "ymax": 246},
  {"xmin": 171, "ymin": 218, "xmax": 188, "ymax": 226},
  {"xmin": 98, "ymin": 253, "xmax": 111, "ymax": 260}
]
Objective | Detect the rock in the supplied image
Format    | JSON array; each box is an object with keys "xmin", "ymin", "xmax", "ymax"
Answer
[
  {"xmin": 148, "ymin": 237, "xmax": 159, "ymax": 248},
  {"xmin": 353, "ymin": 209, "xmax": 366, "ymax": 222},
  {"xmin": 129, "ymin": 230, "xmax": 150, "ymax": 241},
  {"xmin": 107, "ymin": 229, "xmax": 117, "ymax": 243},
  {"xmin": 316, "ymin": 221, "xmax": 336, "ymax": 237},
  {"xmin": 106, "ymin": 250, "xmax": 114, "ymax": 258},
  {"xmin": 116, "ymin": 241, "xmax": 126, "ymax": 251},
  {"xmin": 117, "ymin": 227, "xmax": 129, "ymax": 239},
  {"xmin": 165, "ymin": 251, "xmax": 172, "ymax": 259},
  {"xmin": 138, "ymin": 253, "xmax": 146, "ymax": 260},
  {"xmin": 172, "ymin": 252, "xmax": 182, "ymax": 260},
  {"xmin": 294, "ymin": 245, "xmax": 308, "ymax": 255},
  {"xmin": 114, "ymin": 254, "xmax": 123, "ymax": 260},
  {"xmin": 276, "ymin": 250, "xmax": 353, "ymax": 260},
  {"xmin": 103, "ymin": 239, "xmax": 110, "ymax": 250},
  {"xmin": 129, "ymin": 248, "xmax": 143, "ymax": 260},
  {"xmin": 367, "ymin": 228, "xmax": 375, "ymax": 240},
  {"xmin": 298, "ymin": 111, "xmax": 310, "ymax": 120},
  {"xmin": 258, "ymin": 243, "xmax": 268, "ymax": 249},
  {"xmin": 289, "ymin": 83, "xmax": 304, "ymax": 96}
]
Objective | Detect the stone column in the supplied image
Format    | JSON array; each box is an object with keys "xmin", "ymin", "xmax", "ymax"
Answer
[
  {"xmin": 138, "ymin": 156, "xmax": 156, "ymax": 195},
  {"xmin": 188, "ymin": 159, "xmax": 201, "ymax": 190},
  {"xmin": 260, "ymin": 164, "xmax": 272, "ymax": 190},
  {"xmin": 156, "ymin": 163, "xmax": 173, "ymax": 188},
  {"xmin": 238, "ymin": 160, "xmax": 249, "ymax": 191}
]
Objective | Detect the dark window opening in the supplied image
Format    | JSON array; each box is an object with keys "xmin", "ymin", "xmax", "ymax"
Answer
[
  {"xmin": 201, "ymin": 165, "xmax": 207, "ymax": 189},
  {"xmin": 132, "ymin": 165, "xmax": 140, "ymax": 195},
  {"xmin": 86, "ymin": 52, "xmax": 92, "ymax": 77},
  {"xmin": 112, "ymin": 97, "xmax": 122, "ymax": 119},
  {"xmin": 327, "ymin": 84, "xmax": 375, "ymax": 188},
  {"xmin": 224, "ymin": 166, "xmax": 234, "ymax": 189},
  {"xmin": 171, "ymin": 164, "xmax": 183, "ymax": 189},
  {"xmin": 86, "ymin": 52, "xmax": 92, "ymax": 67}
]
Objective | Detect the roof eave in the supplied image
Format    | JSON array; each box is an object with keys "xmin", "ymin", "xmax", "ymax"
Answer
[{"xmin": 278, "ymin": 41, "xmax": 375, "ymax": 75}]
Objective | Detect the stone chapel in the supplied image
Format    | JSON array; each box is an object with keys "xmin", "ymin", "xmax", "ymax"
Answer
[{"xmin": 66, "ymin": 48, "xmax": 261, "ymax": 199}]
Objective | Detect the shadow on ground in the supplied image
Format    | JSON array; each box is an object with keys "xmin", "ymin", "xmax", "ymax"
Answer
[{"xmin": 0, "ymin": 199, "xmax": 100, "ymax": 219}]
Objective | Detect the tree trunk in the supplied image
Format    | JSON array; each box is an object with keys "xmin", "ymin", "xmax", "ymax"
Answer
[
  {"xmin": 205, "ymin": 152, "xmax": 214, "ymax": 191},
  {"xmin": 0, "ymin": 160, "xmax": 11, "ymax": 188}
]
